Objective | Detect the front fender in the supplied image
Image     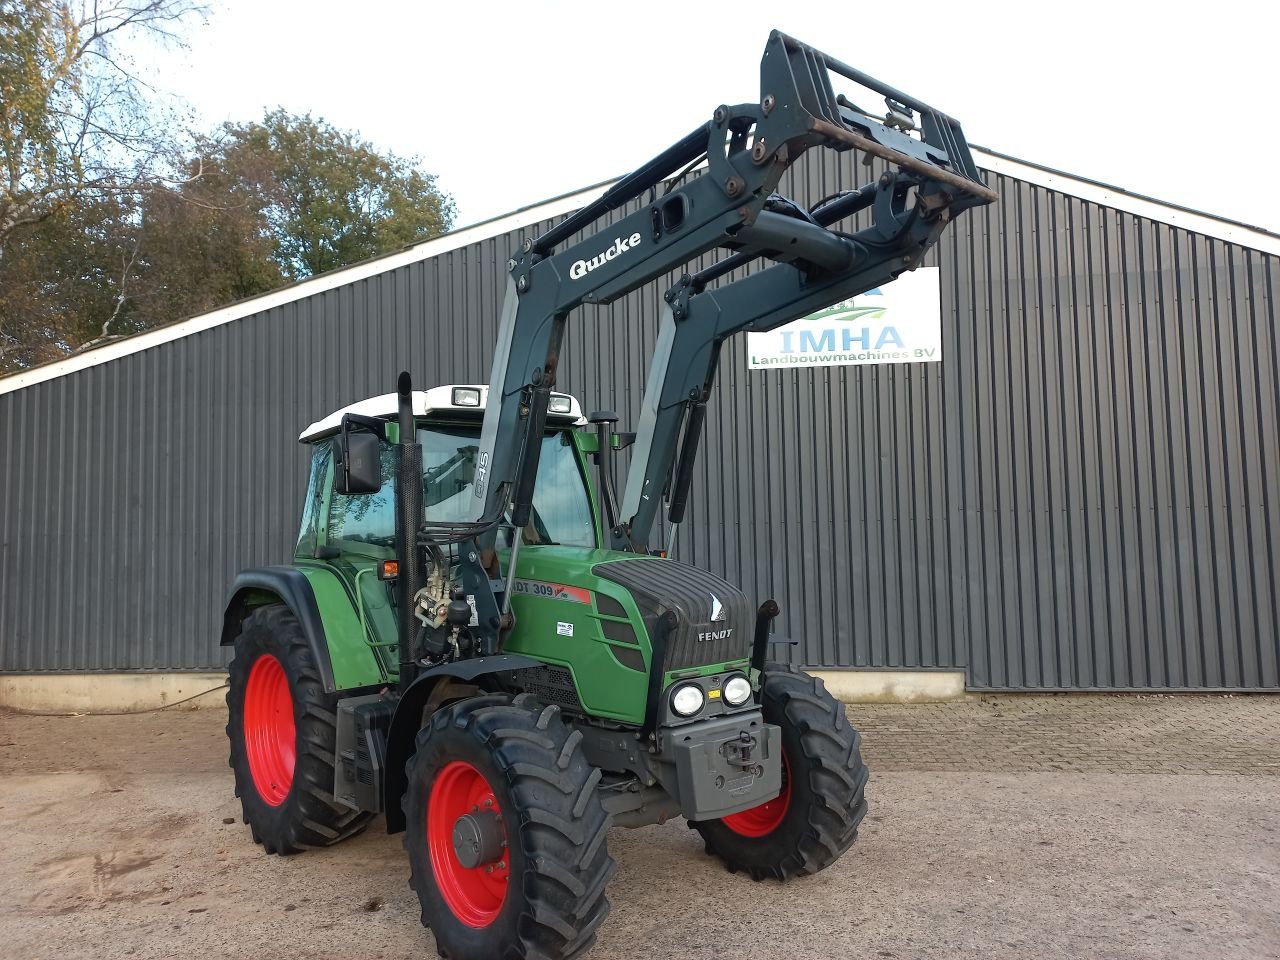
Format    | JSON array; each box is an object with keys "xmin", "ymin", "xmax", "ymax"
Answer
[{"xmin": 382, "ymin": 654, "xmax": 543, "ymax": 833}]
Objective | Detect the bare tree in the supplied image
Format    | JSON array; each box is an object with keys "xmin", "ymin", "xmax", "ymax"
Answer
[{"xmin": 0, "ymin": 0, "xmax": 207, "ymax": 258}]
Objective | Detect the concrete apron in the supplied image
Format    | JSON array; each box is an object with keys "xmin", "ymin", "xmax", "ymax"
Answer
[
  {"xmin": 0, "ymin": 673, "xmax": 230, "ymax": 714},
  {"xmin": 0, "ymin": 669, "xmax": 967, "ymax": 714}
]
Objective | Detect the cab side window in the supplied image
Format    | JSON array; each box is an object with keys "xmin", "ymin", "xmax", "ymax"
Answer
[
  {"xmin": 295, "ymin": 442, "xmax": 331, "ymax": 557},
  {"xmin": 328, "ymin": 440, "xmax": 397, "ymax": 553}
]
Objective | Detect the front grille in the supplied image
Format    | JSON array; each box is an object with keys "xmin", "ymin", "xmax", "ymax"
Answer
[{"xmin": 516, "ymin": 665, "xmax": 582, "ymax": 710}]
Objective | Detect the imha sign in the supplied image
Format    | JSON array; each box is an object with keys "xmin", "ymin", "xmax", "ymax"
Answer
[{"xmin": 747, "ymin": 266, "xmax": 942, "ymax": 369}]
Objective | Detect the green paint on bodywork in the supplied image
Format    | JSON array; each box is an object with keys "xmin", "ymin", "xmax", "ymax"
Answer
[
  {"xmin": 501, "ymin": 548, "xmax": 754, "ymax": 723},
  {"xmin": 284, "ymin": 421, "xmax": 744, "ymax": 710},
  {"xmin": 293, "ymin": 560, "xmax": 391, "ymax": 688},
  {"xmin": 664, "ymin": 659, "xmax": 752, "ymax": 687},
  {"xmin": 501, "ymin": 545, "xmax": 652, "ymax": 724}
]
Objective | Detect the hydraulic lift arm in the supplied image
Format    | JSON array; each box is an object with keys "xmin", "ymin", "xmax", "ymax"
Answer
[
  {"xmin": 448, "ymin": 30, "xmax": 996, "ymax": 654},
  {"xmin": 618, "ymin": 175, "xmax": 957, "ymax": 550}
]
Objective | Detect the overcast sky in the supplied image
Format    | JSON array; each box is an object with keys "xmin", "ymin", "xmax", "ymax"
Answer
[{"xmin": 142, "ymin": 0, "xmax": 1280, "ymax": 234}]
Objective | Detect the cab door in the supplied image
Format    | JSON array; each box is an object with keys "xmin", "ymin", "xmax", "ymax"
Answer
[{"xmin": 316, "ymin": 438, "xmax": 401, "ymax": 673}]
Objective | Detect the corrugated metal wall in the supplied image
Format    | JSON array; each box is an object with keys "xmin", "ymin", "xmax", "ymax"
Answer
[{"xmin": 2, "ymin": 151, "xmax": 1277, "ymax": 689}]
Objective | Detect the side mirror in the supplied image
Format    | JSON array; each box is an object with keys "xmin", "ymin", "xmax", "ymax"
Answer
[{"xmin": 334, "ymin": 419, "xmax": 383, "ymax": 495}]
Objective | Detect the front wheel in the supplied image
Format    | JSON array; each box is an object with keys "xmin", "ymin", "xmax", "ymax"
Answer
[
  {"xmin": 692, "ymin": 663, "xmax": 869, "ymax": 881},
  {"xmin": 403, "ymin": 693, "xmax": 615, "ymax": 960}
]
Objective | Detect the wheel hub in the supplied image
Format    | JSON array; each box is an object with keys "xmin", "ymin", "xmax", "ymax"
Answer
[
  {"xmin": 451, "ymin": 810, "xmax": 505, "ymax": 869},
  {"xmin": 427, "ymin": 760, "xmax": 510, "ymax": 928}
]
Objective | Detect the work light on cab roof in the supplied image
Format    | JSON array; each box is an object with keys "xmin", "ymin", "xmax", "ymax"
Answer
[{"xmin": 297, "ymin": 384, "xmax": 586, "ymax": 441}]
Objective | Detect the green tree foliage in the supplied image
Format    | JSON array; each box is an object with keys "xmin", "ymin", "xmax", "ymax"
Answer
[
  {"xmin": 129, "ymin": 153, "xmax": 285, "ymax": 330},
  {"xmin": 213, "ymin": 110, "xmax": 456, "ymax": 280},
  {"xmin": 0, "ymin": 0, "xmax": 205, "ymax": 366},
  {"xmin": 0, "ymin": 94, "xmax": 455, "ymax": 372},
  {"xmin": 0, "ymin": 192, "xmax": 139, "ymax": 367},
  {"xmin": 122, "ymin": 110, "xmax": 456, "ymax": 330}
]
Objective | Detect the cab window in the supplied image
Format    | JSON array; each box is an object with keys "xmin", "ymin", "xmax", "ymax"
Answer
[
  {"xmin": 418, "ymin": 426, "xmax": 595, "ymax": 548},
  {"xmin": 507, "ymin": 432, "xmax": 596, "ymax": 548},
  {"xmin": 327, "ymin": 441, "xmax": 397, "ymax": 554},
  {"xmin": 324, "ymin": 427, "xmax": 597, "ymax": 552},
  {"xmin": 295, "ymin": 442, "xmax": 331, "ymax": 557}
]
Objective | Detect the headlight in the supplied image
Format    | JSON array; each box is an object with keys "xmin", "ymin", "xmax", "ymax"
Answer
[
  {"xmin": 548, "ymin": 395, "xmax": 573, "ymax": 414},
  {"xmin": 671, "ymin": 683, "xmax": 705, "ymax": 717},
  {"xmin": 722, "ymin": 675, "xmax": 752, "ymax": 707},
  {"xmin": 452, "ymin": 387, "xmax": 481, "ymax": 407}
]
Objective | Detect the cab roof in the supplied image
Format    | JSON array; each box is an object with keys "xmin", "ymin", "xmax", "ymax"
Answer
[{"xmin": 298, "ymin": 384, "xmax": 587, "ymax": 442}]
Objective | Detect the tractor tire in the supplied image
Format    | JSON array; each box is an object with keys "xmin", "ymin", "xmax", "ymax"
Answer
[
  {"xmin": 226, "ymin": 603, "xmax": 375, "ymax": 854},
  {"xmin": 691, "ymin": 663, "xmax": 868, "ymax": 881},
  {"xmin": 403, "ymin": 693, "xmax": 615, "ymax": 960}
]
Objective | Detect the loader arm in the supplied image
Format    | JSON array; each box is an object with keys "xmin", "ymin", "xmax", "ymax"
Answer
[{"xmin": 453, "ymin": 30, "xmax": 995, "ymax": 653}]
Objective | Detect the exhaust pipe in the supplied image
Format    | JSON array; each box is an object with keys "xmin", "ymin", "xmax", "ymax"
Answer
[{"xmin": 394, "ymin": 371, "xmax": 425, "ymax": 691}]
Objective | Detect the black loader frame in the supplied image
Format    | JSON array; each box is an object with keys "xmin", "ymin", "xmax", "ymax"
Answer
[{"xmin": 439, "ymin": 30, "xmax": 994, "ymax": 662}]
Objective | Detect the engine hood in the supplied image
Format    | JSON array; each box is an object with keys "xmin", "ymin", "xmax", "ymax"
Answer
[{"xmin": 591, "ymin": 557, "xmax": 752, "ymax": 672}]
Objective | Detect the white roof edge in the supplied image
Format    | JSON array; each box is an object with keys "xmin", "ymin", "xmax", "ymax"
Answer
[
  {"xmin": 972, "ymin": 148, "xmax": 1280, "ymax": 256},
  {"xmin": 0, "ymin": 180, "xmax": 611, "ymax": 397},
  {"xmin": 3, "ymin": 146, "xmax": 1277, "ymax": 398},
  {"xmin": 298, "ymin": 385, "xmax": 587, "ymax": 441}
]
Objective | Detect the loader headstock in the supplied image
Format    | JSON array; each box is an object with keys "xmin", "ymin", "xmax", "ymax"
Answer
[{"xmin": 709, "ymin": 30, "xmax": 996, "ymax": 215}]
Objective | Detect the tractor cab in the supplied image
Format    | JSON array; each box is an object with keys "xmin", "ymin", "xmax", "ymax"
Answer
[{"xmin": 293, "ymin": 385, "xmax": 601, "ymax": 675}]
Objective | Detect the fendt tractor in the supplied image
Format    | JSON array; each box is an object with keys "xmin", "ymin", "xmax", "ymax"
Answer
[{"xmin": 222, "ymin": 31, "xmax": 995, "ymax": 960}]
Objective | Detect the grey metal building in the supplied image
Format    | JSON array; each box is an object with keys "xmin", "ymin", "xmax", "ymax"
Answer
[{"xmin": 2, "ymin": 146, "xmax": 1278, "ymax": 690}]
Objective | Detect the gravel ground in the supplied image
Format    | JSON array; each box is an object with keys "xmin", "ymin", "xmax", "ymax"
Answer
[{"xmin": 1, "ymin": 695, "xmax": 1277, "ymax": 960}]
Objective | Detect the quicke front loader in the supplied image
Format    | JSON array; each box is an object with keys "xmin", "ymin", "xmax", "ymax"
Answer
[{"xmin": 222, "ymin": 31, "xmax": 995, "ymax": 960}]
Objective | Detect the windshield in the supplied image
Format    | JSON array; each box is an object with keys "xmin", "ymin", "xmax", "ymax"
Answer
[
  {"xmin": 420, "ymin": 426, "xmax": 596, "ymax": 548},
  {"xmin": 322, "ymin": 426, "xmax": 596, "ymax": 552}
]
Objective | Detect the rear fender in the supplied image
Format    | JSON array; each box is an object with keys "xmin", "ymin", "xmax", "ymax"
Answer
[{"xmin": 222, "ymin": 565, "xmax": 387, "ymax": 693}]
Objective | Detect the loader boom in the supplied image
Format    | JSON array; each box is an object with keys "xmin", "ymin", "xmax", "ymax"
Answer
[{"xmin": 451, "ymin": 30, "xmax": 995, "ymax": 652}]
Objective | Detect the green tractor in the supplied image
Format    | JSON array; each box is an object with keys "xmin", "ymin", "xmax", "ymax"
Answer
[{"xmin": 222, "ymin": 32, "xmax": 994, "ymax": 960}]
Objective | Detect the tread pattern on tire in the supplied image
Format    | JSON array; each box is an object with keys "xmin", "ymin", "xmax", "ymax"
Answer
[
  {"xmin": 226, "ymin": 603, "xmax": 374, "ymax": 855},
  {"xmin": 693, "ymin": 663, "xmax": 869, "ymax": 881},
  {"xmin": 403, "ymin": 693, "xmax": 616, "ymax": 960}
]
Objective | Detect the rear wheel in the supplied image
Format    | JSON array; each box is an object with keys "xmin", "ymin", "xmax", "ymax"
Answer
[
  {"xmin": 226, "ymin": 604, "xmax": 375, "ymax": 854},
  {"xmin": 403, "ymin": 693, "xmax": 615, "ymax": 960},
  {"xmin": 692, "ymin": 663, "xmax": 869, "ymax": 881}
]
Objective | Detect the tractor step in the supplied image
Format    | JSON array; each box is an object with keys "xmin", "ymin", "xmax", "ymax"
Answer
[{"xmin": 334, "ymin": 694, "xmax": 396, "ymax": 813}]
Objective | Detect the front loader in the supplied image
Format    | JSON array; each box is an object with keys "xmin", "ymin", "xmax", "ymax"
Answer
[{"xmin": 221, "ymin": 31, "xmax": 995, "ymax": 960}]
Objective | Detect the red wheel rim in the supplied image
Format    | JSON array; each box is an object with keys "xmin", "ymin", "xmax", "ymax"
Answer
[
  {"xmin": 427, "ymin": 760, "xmax": 509, "ymax": 928},
  {"xmin": 243, "ymin": 654, "xmax": 295, "ymax": 806},
  {"xmin": 722, "ymin": 750, "xmax": 791, "ymax": 837}
]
